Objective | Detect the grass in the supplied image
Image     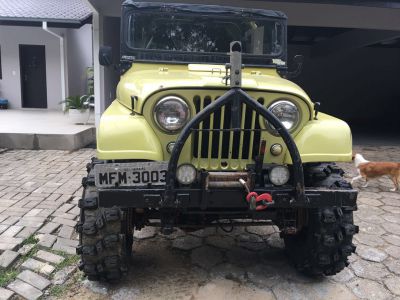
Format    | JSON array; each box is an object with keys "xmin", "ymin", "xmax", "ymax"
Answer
[
  {"xmin": 0, "ymin": 269, "xmax": 19, "ymax": 287},
  {"xmin": 40, "ymin": 250, "xmax": 82, "ymax": 298},
  {"xmin": 18, "ymin": 235, "xmax": 40, "ymax": 262},
  {"xmin": 21, "ymin": 245, "xmax": 39, "ymax": 263},
  {"xmin": 47, "ymin": 249, "xmax": 80, "ymax": 273},
  {"xmin": 47, "ymin": 250, "xmax": 82, "ymax": 297},
  {"xmin": 47, "ymin": 269, "xmax": 82, "ymax": 297},
  {"xmin": 47, "ymin": 284, "xmax": 65, "ymax": 298},
  {"xmin": 5, "ymin": 234, "xmax": 83, "ymax": 297},
  {"xmin": 22, "ymin": 235, "xmax": 39, "ymax": 245},
  {"xmin": 54, "ymin": 254, "xmax": 80, "ymax": 273},
  {"xmin": 0, "ymin": 235, "xmax": 40, "ymax": 287}
]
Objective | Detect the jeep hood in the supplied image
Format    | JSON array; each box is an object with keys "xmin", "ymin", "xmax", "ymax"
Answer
[{"xmin": 117, "ymin": 63, "xmax": 312, "ymax": 113}]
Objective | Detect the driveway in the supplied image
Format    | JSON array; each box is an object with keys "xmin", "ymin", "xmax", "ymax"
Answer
[{"xmin": 0, "ymin": 146, "xmax": 399, "ymax": 299}]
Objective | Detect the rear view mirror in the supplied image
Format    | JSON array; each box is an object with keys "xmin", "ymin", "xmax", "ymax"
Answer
[
  {"xmin": 293, "ymin": 54, "xmax": 304, "ymax": 65},
  {"xmin": 99, "ymin": 46, "xmax": 113, "ymax": 66},
  {"xmin": 283, "ymin": 55, "xmax": 304, "ymax": 79}
]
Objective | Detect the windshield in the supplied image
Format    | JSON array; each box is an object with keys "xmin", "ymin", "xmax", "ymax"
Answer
[{"xmin": 127, "ymin": 13, "xmax": 284, "ymax": 57}]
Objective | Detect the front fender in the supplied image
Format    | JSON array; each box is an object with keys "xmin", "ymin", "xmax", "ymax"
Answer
[
  {"xmin": 284, "ymin": 113, "xmax": 352, "ymax": 164},
  {"xmin": 97, "ymin": 100, "xmax": 163, "ymax": 161}
]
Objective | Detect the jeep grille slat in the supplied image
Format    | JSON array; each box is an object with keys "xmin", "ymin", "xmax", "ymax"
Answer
[{"xmin": 192, "ymin": 95, "xmax": 264, "ymax": 169}]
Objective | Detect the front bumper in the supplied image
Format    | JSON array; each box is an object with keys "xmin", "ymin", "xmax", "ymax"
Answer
[{"xmin": 98, "ymin": 186, "xmax": 358, "ymax": 210}]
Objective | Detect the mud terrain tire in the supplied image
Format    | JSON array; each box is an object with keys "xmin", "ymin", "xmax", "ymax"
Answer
[
  {"xmin": 77, "ymin": 166, "xmax": 131, "ymax": 281},
  {"xmin": 284, "ymin": 163, "xmax": 358, "ymax": 276}
]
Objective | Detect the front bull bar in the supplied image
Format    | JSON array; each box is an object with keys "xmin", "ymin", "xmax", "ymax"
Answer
[{"xmin": 163, "ymin": 41, "xmax": 306, "ymax": 208}]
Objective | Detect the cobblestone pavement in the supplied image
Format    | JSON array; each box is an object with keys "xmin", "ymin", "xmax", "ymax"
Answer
[
  {"xmin": 0, "ymin": 149, "xmax": 94, "ymax": 299},
  {"xmin": 0, "ymin": 146, "xmax": 400, "ymax": 299}
]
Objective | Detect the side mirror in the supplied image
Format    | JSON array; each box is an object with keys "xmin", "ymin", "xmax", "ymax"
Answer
[
  {"xmin": 293, "ymin": 54, "xmax": 304, "ymax": 65},
  {"xmin": 99, "ymin": 46, "xmax": 113, "ymax": 66},
  {"xmin": 282, "ymin": 54, "xmax": 304, "ymax": 79}
]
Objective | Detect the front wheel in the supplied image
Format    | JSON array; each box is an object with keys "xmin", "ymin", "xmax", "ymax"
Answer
[
  {"xmin": 76, "ymin": 184, "xmax": 131, "ymax": 281},
  {"xmin": 284, "ymin": 163, "xmax": 358, "ymax": 276},
  {"xmin": 284, "ymin": 207, "xmax": 357, "ymax": 276}
]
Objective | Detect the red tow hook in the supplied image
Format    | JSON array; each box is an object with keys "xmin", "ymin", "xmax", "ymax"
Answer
[
  {"xmin": 246, "ymin": 192, "xmax": 273, "ymax": 211},
  {"xmin": 239, "ymin": 179, "xmax": 273, "ymax": 211}
]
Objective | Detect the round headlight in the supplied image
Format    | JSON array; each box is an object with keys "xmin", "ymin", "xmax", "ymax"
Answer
[
  {"xmin": 267, "ymin": 100, "xmax": 300, "ymax": 133},
  {"xmin": 176, "ymin": 164, "xmax": 197, "ymax": 185},
  {"xmin": 154, "ymin": 96, "xmax": 190, "ymax": 133},
  {"xmin": 269, "ymin": 165, "xmax": 290, "ymax": 186}
]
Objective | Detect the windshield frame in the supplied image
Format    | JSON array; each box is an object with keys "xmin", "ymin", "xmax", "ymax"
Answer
[{"xmin": 121, "ymin": 6, "xmax": 287, "ymax": 67}]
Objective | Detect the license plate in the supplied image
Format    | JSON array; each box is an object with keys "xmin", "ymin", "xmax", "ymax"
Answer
[{"xmin": 94, "ymin": 162, "xmax": 168, "ymax": 188}]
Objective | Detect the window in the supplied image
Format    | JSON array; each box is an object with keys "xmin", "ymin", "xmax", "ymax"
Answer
[{"xmin": 127, "ymin": 14, "xmax": 284, "ymax": 56}]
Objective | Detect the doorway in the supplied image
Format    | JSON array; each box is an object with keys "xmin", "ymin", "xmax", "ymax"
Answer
[{"xmin": 19, "ymin": 45, "xmax": 47, "ymax": 108}]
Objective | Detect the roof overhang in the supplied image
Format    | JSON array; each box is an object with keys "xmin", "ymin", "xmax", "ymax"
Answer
[{"xmin": 0, "ymin": 15, "xmax": 92, "ymax": 28}]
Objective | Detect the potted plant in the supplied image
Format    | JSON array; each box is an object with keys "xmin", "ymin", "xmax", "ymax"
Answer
[{"xmin": 61, "ymin": 95, "xmax": 91, "ymax": 124}]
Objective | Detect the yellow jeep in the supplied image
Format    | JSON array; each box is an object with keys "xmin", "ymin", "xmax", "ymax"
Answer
[{"xmin": 77, "ymin": 1, "xmax": 358, "ymax": 281}]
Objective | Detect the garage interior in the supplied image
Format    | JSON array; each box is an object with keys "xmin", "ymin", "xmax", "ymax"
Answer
[
  {"xmin": 288, "ymin": 26, "xmax": 400, "ymax": 145},
  {"xmin": 87, "ymin": 0, "xmax": 400, "ymax": 145}
]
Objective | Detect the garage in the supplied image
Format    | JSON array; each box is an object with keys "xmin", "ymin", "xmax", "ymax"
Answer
[
  {"xmin": 85, "ymin": 0, "xmax": 400, "ymax": 144},
  {"xmin": 287, "ymin": 25, "xmax": 400, "ymax": 144}
]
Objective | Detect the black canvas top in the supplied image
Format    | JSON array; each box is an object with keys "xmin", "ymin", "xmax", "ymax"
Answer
[{"xmin": 122, "ymin": 1, "xmax": 287, "ymax": 19}]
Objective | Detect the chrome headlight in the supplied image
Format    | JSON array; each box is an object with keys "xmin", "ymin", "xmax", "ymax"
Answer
[
  {"xmin": 267, "ymin": 100, "xmax": 300, "ymax": 133},
  {"xmin": 154, "ymin": 96, "xmax": 190, "ymax": 133}
]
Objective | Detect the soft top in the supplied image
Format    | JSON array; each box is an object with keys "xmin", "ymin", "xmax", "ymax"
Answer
[{"xmin": 122, "ymin": 1, "xmax": 287, "ymax": 19}]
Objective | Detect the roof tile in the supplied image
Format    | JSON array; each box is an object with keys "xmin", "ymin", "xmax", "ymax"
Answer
[{"xmin": 0, "ymin": 0, "xmax": 92, "ymax": 23}]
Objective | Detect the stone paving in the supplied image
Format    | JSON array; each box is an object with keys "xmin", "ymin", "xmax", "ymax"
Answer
[
  {"xmin": 0, "ymin": 146, "xmax": 399, "ymax": 299},
  {"xmin": 71, "ymin": 145, "xmax": 400, "ymax": 300},
  {"xmin": 0, "ymin": 149, "xmax": 94, "ymax": 299}
]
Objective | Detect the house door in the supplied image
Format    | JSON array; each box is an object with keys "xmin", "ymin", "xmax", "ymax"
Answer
[{"xmin": 19, "ymin": 45, "xmax": 47, "ymax": 108}]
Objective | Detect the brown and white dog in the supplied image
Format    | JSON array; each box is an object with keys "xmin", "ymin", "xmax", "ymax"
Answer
[{"xmin": 351, "ymin": 153, "xmax": 400, "ymax": 192}]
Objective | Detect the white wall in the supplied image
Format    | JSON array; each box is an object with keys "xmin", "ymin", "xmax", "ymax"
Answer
[
  {"xmin": 0, "ymin": 25, "xmax": 66, "ymax": 110},
  {"xmin": 67, "ymin": 24, "xmax": 93, "ymax": 97}
]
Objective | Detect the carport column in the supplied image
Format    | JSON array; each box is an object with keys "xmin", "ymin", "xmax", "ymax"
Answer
[{"xmin": 84, "ymin": 0, "xmax": 105, "ymax": 127}]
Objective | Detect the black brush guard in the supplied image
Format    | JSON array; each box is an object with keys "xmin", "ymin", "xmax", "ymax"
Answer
[
  {"xmin": 163, "ymin": 87, "xmax": 306, "ymax": 206},
  {"xmin": 164, "ymin": 41, "xmax": 306, "ymax": 207}
]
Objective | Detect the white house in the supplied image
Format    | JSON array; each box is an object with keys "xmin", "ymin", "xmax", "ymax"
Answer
[{"xmin": 0, "ymin": 0, "xmax": 93, "ymax": 110}]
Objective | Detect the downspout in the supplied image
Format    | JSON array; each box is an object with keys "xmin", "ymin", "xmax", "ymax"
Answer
[{"xmin": 42, "ymin": 21, "xmax": 67, "ymax": 104}]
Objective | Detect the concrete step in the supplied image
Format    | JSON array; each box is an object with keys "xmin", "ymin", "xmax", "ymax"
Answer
[{"xmin": 0, "ymin": 128, "xmax": 95, "ymax": 151}]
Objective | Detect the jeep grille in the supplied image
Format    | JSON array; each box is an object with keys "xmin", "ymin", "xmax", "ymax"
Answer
[{"xmin": 192, "ymin": 95, "xmax": 265, "ymax": 169}]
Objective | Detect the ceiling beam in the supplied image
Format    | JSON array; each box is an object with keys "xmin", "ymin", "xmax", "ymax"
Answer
[
  {"xmin": 251, "ymin": 0, "xmax": 400, "ymax": 9},
  {"xmin": 311, "ymin": 29, "xmax": 400, "ymax": 57},
  {"xmin": 86, "ymin": 0, "xmax": 400, "ymax": 31}
]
